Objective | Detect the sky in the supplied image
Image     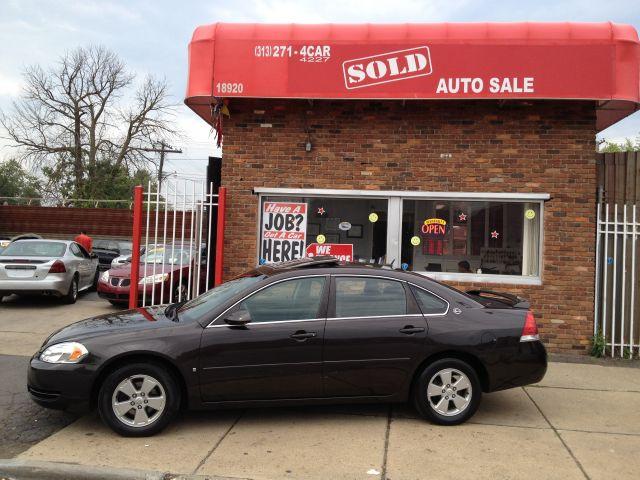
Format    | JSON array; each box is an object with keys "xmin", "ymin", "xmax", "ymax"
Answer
[{"xmin": 1, "ymin": 0, "xmax": 639, "ymax": 183}]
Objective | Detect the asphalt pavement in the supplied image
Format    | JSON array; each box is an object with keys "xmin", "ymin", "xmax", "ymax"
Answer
[{"xmin": 0, "ymin": 291, "xmax": 118, "ymax": 457}]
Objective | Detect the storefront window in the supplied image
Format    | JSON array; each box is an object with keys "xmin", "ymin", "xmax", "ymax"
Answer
[
  {"xmin": 256, "ymin": 188, "xmax": 546, "ymax": 284},
  {"xmin": 259, "ymin": 196, "xmax": 388, "ymax": 264},
  {"xmin": 401, "ymin": 200, "xmax": 541, "ymax": 277}
]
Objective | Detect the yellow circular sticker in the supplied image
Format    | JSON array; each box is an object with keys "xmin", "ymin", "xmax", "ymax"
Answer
[
  {"xmin": 368, "ymin": 212, "xmax": 379, "ymax": 223},
  {"xmin": 316, "ymin": 234, "xmax": 326, "ymax": 244},
  {"xmin": 410, "ymin": 236, "xmax": 421, "ymax": 246},
  {"xmin": 525, "ymin": 209, "xmax": 536, "ymax": 220}
]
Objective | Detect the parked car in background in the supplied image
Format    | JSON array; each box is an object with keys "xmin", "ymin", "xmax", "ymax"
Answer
[
  {"xmin": 0, "ymin": 239, "xmax": 99, "ymax": 303},
  {"xmin": 93, "ymin": 240, "xmax": 133, "ymax": 271},
  {"xmin": 97, "ymin": 243, "xmax": 207, "ymax": 306},
  {"xmin": 110, "ymin": 244, "xmax": 158, "ymax": 269},
  {"xmin": 0, "ymin": 237, "xmax": 10, "ymax": 254},
  {"xmin": 31, "ymin": 256, "xmax": 546, "ymax": 437}
]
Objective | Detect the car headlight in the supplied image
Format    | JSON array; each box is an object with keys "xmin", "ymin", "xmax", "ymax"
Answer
[
  {"xmin": 40, "ymin": 342, "xmax": 88, "ymax": 364},
  {"xmin": 139, "ymin": 273, "xmax": 169, "ymax": 284},
  {"xmin": 100, "ymin": 270, "xmax": 109, "ymax": 282}
]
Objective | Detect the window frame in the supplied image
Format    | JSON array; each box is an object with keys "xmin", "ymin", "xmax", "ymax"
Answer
[
  {"xmin": 207, "ymin": 274, "xmax": 329, "ymax": 327},
  {"xmin": 254, "ymin": 188, "xmax": 548, "ymax": 286},
  {"xmin": 408, "ymin": 283, "xmax": 450, "ymax": 317}
]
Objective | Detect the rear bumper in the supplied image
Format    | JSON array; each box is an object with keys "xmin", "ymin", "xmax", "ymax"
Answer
[
  {"xmin": 0, "ymin": 275, "xmax": 70, "ymax": 296},
  {"xmin": 487, "ymin": 340, "xmax": 547, "ymax": 392},
  {"xmin": 27, "ymin": 358, "xmax": 96, "ymax": 413}
]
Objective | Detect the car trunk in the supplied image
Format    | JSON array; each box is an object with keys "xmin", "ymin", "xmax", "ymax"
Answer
[{"xmin": 0, "ymin": 257, "xmax": 53, "ymax": 281}]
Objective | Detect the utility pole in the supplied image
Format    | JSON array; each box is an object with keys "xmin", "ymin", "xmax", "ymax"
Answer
[{"xmin": 141, "ymin": 143, "xmax": 182, "ymax": 191}]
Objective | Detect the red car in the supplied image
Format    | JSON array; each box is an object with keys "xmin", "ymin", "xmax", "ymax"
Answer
[{"xmin": 97, "ymin": 244, "xmax": 208, "ymax": 306}]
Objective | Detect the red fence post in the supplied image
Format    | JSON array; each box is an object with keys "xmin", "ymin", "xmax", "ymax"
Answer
[
  {"xmin": 214, "ymin": 186, "xmax": 227, "ymax": 286},
  {"xmin": 129, "ymin": 185, "xmax": 144, "ymax": 309}
]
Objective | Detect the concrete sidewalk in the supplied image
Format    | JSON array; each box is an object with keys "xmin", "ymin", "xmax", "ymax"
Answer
[{"xmin": 9, "ymin": 361, "xmax": 640, "ymax": 480}]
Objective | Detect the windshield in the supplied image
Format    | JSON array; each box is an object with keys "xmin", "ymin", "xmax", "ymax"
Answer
[
  {"xmin": 118, "ymin": 242, "xmax": 132, "ymax": 255},
  {"xmin": 178, "ymin": 275, "xmax": 265, "ymax": 322},
  {"xmin": 0, "ymin": 241, "xmax": 67, "ymax": 257},
  {"xmin": 140, "ymin": 246, "xmax": 193, "ymax": 265}
]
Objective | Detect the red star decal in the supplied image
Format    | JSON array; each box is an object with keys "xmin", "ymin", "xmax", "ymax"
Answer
[
  {"xmin": 458, "ymin": 212, "xmax": 467, "ymax": 221},
  {"xmin": 317, "ymin": 207, "xmax": 325, "ymax": 215},
  {"xmin": 491, "ymin": 230, "xmax": 499, "ymax": 239}
]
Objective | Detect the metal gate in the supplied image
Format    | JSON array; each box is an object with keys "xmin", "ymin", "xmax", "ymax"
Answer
[
  {"xmin": 128, "ymin": 180, "xmax": 227, "ymax": 308},
  {"xmin": 595, "ymin": 203, "xmax": 640, "ymax": 357}
]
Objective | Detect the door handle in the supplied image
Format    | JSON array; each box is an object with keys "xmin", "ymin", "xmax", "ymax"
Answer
[
  {"xmin": 399, "ymin": 326, "xmax": 425, "ymax": 335},
  {"xmin": 290, "ymin": 331, "xmax": 317, "ymax": 340}
]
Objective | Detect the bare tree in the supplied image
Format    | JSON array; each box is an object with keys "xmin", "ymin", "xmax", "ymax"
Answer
[{"xmin": 0, "ymin": 46, "xmax": 177, "ymax": 198}]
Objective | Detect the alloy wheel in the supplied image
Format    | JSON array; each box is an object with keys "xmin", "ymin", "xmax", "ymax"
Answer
[
  {"xmin": 426, "ymin": 368, "xmax": 473, "ymax": 417},
  {"xmin": 111, "ymin": 374, "xmax": 166, "ymax": 427}
]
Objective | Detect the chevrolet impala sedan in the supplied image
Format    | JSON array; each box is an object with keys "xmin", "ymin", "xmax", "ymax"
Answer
[{"xmin": 28, "ymin": 256, "xmax": 546, "ymax": 436}]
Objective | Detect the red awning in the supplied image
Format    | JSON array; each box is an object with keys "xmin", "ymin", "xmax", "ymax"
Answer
[{"xmin": 185, "ymin": 22, "xmax": 640, "ymax": 131}]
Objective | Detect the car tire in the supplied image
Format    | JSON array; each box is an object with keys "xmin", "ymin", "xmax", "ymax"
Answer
[
  {"xmin": 98, "ymin": 362, "xmax": 180, "ymax": 437},
  {"xmin": 413, "ymin": 358, "xmax": 482, "ymax": 426},
  {"xmin": 91, "ymin": 268, "xmax": 99, "ymax": 290},
  {"xmin": 62, "ymin": 275, "xmax": 79, "ymax": 304}
]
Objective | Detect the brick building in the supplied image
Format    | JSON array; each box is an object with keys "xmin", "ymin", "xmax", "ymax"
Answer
[{"xmin": 185, "ymin": 23, "xmax": 640, "ymax": 353}]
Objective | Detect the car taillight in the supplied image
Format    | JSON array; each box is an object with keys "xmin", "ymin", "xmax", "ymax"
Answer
[
  {"xmin": 520, "ymin": 311, "xmax": 539, "ymax": 342},
  {"xmin": 48, "ymin": 260, "xmax": 66, "ymax": 274}
]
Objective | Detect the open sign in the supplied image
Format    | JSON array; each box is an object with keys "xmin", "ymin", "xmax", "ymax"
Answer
[{"xmin": 421, "ymin": 218, "xmax": 447, "ymax": 236}]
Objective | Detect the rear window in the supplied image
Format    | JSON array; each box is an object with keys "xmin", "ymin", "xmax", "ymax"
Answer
[{"xmin": 1, "ymin": 241, "xmax": 67, "ymax": 257}]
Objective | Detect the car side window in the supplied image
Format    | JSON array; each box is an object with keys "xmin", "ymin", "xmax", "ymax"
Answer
[
  {"xmin": 411, "ymin": 286, "xmax": 448, "ymax": 315},
  {"xmin": 334, "ymin": 277, "xmax": 406, "ymax": 318},
  {"xmin": 235, "ymin": 277, "xmax": 326, "ymax": 323},
  {"xmin": 76, "ymin": 244, "xmax": 90, "ymax": 258},
  {"xmin": 69, "ymin": 243, "xmax": 83, "ymax": 258}
]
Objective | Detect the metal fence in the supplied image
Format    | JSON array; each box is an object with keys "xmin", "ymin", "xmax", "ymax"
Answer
[
  {"xmin": 127, "ymin": 180, "xmax": 227, "ymax": 308},
  {"xmin": 595, "ymin": 203, "xmax": 640, "ymax": 357}
]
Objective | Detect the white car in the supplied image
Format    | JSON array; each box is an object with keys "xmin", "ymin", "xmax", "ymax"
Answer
[
  {"xmin": 0, "ymin": 239, "xmax": 99, "ymax": 303},
  {"xmin": 110, "ymin": 244, "xmax": 162, "ymax": 268}
]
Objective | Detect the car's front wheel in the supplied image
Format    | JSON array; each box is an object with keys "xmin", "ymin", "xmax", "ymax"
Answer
[
  {"xmin": 413, "ymin": 358, "xmax": 481, "ymax": 425},
  {"xmin": 98, "ymin": 362, "xmax": 180, "ymax": 437}
]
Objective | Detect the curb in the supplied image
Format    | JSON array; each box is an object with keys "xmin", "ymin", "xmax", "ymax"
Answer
[
  {"xmin": 0, "ymin": 459, "xmax": 233, "ymax": 480},
  {"xmin": 549, "ymin": 353, "xmax": 640, "ymax": 369}
]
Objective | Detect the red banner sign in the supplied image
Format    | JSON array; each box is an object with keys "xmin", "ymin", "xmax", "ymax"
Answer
[
  {"xmin": 306, "ymin": 243, "xmax": 354, "ymax": 262},
  {"xmin": 186, "ymin": 23, "xmax": 640, "ymax": 130}
]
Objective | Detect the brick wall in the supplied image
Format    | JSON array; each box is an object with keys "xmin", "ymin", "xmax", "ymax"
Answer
[
  {"xmin": 0, "ymin": 205, "xmax": 195, "ymax": 240},
  {"xmin": 221, "ymin": 99, "xmax": 597, "ymax": 354}
]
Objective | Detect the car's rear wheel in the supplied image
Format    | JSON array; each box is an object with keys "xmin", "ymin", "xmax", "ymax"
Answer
[
  {"xmin": 413, "ymin": 358, "xmax": 481, "ymax": 425},
  {"xmin": 98, "ymin": 362, "xmax": 180, "ymax": 437},
  {"xmin": 62, "ymin": 275, "xmax": 78, "ymax": 304}
]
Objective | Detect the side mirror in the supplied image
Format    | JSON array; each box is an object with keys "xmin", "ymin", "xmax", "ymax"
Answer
[{"xmin": 224, "ymin": 310, "xmax": 251, "ymax": 326}]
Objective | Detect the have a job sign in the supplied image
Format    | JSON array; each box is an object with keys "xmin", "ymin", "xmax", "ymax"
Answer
[{"xmin": 260, "ymin": 202, "xmax": 308, "ymax": 263}]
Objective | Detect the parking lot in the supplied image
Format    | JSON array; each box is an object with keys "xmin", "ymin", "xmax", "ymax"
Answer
[{"xmin": 1, "ymin": 294, "xmax": 639, "ymax": 479}]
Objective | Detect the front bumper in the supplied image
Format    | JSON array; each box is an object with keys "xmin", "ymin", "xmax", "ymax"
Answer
[
  {"xmin": 27, "ymin": 357, "xmax": 97, "ymax": 413},
  {"xmin": 97, "ymin": 280, "xmax": 169, "ymax": 304},
  {"xmin": 0, "ymin": 275, "xmax": 70, "ymax": 297}
]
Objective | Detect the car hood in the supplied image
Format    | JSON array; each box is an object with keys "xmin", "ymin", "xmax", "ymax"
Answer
[
  {"xmin": 109, "ymin": 263, "xmax": 185, "ymax": 278},
  {"xmin": 42, "ymin": 306, "xmax": 180, "ymax": 347}
]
